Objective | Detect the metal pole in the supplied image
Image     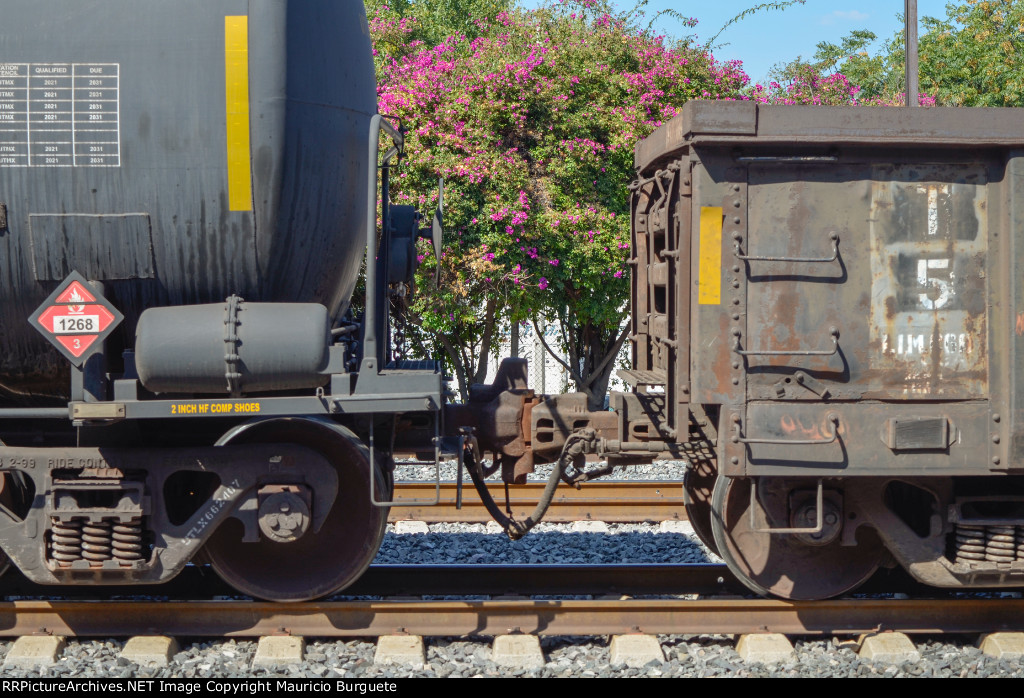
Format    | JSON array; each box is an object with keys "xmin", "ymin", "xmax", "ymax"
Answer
[
  {"xmin": 905, "ymin": 0, "xmax": 919, "ymax": 107},
  {"xmin": 362, "ymin": 115, "xmax": 403, "ymax": 374}
]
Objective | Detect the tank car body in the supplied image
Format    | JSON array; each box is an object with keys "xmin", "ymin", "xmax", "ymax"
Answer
[
  {"xmin": 0, "ymin": 0, "xmax": 375, "ymax": 401},
  {"xmin": 625, "ymin": 100, "xmax": 1024, "ymax": 598},
  {"xmin": 0, "ymin": 1, "xmax": 447, "ymax": 602}
]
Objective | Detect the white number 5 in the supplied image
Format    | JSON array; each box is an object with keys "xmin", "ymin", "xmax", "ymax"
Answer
[{"xmin": 918, "ymin": 258, "xmax": 951, "ymax": 309}]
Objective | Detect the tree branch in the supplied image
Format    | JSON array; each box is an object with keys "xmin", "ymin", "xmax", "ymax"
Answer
[
  {"xmin": 532, "ymin": 318, "xmax": 585, "ymax": 386},
  {"xmin": 705, "ymin": 1, "xmax": 805, "ymax": 49},
  {"xmin": 582, "ymin": 322, "xmax": 630, "ymax": 389}
]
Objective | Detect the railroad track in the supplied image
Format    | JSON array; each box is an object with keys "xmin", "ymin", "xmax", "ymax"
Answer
[
  {"xmin": 0, "ymin": 562, "xmax": 973, "ymax": 634},
  {"xmin": 2, "ymin": 596, "xmax": 1023, "ymax": 638},
  {"xmin": 0, "ymin": 564, "xmax": 1018, "ymax": 674},
  {"xmin": 388, "ymin": 480, "xmax": 686, "ymax": 522},
  {"xmin": 1, "ymin": 487, "xmax": 1018, "ymax": 673}
]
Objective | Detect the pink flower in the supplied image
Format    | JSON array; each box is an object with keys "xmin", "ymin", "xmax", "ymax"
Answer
[{"xmin": 538, "ymin": 277, "xmax": 549, "ymax": 290}]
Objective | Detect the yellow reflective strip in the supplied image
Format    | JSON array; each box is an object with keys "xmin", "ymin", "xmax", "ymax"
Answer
[
  {"xmin": 225, "ymin": 16, "xmax": 252, "ymax": 212},
  {"xmin": 698, "ymin": 206, "xmax": 723, "ymax": 305}
]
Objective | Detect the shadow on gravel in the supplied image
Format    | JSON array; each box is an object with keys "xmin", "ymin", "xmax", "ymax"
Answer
[{"xmin": 374, "ymin": 531, "xmax": 715, "ymax": 565}]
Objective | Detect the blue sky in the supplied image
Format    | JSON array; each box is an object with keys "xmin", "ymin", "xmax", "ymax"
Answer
[{"xmin": 519, "ymin": 1, "xmax": 951, "ymax": 84}]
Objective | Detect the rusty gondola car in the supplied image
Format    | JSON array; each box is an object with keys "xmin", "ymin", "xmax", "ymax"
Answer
[{"xmin": 625, "ymin": 101, "xmax": 1024, "ymax": 598}]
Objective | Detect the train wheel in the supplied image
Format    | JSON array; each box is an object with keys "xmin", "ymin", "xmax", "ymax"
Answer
[
  {"xmin": 710, "ymin": 475, "xmax": 883, "ymax": 600},
  {"xmin": 204, "ymin": 419, "xmax": 389, "ymax": 602},
  {"xmin": 683, "ymin": 455, "xmax": 720, "ymax": 556}
]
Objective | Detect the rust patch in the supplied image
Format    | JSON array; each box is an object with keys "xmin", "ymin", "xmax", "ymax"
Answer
[
  {"xmin": 868, "ymin": 167, "xmax": 988, "ymax": 398},
  {"xmin": 710, "ymin": 313, "xmax": 733, "ymax": 397},
  {"xmin": 885, "ymin": 296, "xmax": 897, "ymax": 321},
  {"xmin": 780, "ymin": 414, "xmax": 824, "ymax": 440}
]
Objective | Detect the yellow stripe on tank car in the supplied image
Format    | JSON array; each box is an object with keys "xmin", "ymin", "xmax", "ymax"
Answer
[
  {"xmin": 698, "ymin": 206, "xmax": 723, "ymax": 305},
  {"xmin": 225, "ymin": 16, "xmax": 253, "ymax": 212}
]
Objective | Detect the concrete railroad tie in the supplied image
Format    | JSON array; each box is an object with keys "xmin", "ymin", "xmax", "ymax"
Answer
[
  {"xmin": 492, "ymin": 635, "xmax": 546, "ymax": 670},
  {"xmin": 120, "ymin": 636, "xmax": 180, "ymax": 667},
  {"xmin": 252, "ymin": 636, "xmax": 306, "ymax": 668},
  {"xmin": 3, "ymin": 636, "xmax": 66, "ymax": 670},
  {"xmin": 374, "ymin": 635, "xmax": 426, "ymax": 668}
]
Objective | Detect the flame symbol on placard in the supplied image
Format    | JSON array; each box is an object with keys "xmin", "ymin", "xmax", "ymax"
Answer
[{"xmin": 67, "ymin": 287, "xmax": 85, "ymax": 315}]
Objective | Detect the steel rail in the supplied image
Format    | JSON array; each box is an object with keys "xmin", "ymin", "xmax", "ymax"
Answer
[
  {"xmin": 389, "ymin": 480, "xmax": 687, "ymax": 523},
  {"xmin": 0, "ymin": 565, "xmax": 924, "ymax": 601},
  {"xmin": 349, "ymin": 564, "xmax": 737, "ymax": 597},
  {"xmin": 3, "ymin": 597, "xmax": 1023, "ymax": 638},
  {"xmin": 0, "ymin": 564, "xmax": 739, "ymax": 599}
]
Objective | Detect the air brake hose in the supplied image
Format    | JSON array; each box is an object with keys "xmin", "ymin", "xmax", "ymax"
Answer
[{"xmin": 464, "ymin": 432, "xmax": 590, "ymax": 541}]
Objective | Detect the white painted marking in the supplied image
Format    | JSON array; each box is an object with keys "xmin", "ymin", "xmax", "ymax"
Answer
[
  {"xmin": 928, "ymin": 187, "xmax": 938, "ymax": 235},
  {"xmin": 0, "ymin": 63, "xmax": 120, "ymax": 167},
  {"xmin": 918, "ymin": 258, "xmax": 951, "ymax": 309}
]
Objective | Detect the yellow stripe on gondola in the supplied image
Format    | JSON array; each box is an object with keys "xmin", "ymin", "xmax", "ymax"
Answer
[{"xmin": 698, "ymin": 206, "xmax": 723, "ymax": 305}]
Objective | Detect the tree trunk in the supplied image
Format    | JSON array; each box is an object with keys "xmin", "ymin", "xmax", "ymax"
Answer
[
  {"xmin": 533, "ymin": 315, "xmax": 629, "ymax": 412},
  {"xmin": 439, "ymin": 335, "xmax": 471, "ymax": 402},
  {"xmin": 471, "ymin": 297, "xmax": 498, "ymax": 385}
]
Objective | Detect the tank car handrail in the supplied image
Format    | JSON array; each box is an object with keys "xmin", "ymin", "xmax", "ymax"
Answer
[
  {"xmin": 378, "ymin": 116, "xmax": 404, "ymax": 148},
  {"xmin": 362, "ymin": 114, "xmax": 405, "ymax": 373},
  {"xmin": 733, "ymin": 231, "xmax": 840, "ymax": 264},
  {"xmin": 731, "ymin": 327, "xmax": 840, "ymax": 357},
  {"xmin": 0, "ymin": 407, "xmax": 69, "ymax": 419},
  {"xmin": 731, "ymin": 413, "xmax": 840, "ymax": 446}
]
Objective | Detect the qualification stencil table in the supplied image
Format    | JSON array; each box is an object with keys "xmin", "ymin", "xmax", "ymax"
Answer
[{"xmin": 0, "ymin": 63, "xmax": 120, "ymax": 167}]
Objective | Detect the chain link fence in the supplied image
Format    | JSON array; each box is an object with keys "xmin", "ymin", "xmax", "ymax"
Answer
[{"xmin": 478, "ymin": 320, "xmax": 628, "ymax": 398}]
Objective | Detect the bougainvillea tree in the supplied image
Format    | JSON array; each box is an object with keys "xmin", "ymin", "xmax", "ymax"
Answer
[
  {"xmin": 371, "ymin": 0, "xmax": 748, "ymax": 405},
  {"xmin": 759, "ymin": 0, "xmax": 1023, "ymax": 107}
]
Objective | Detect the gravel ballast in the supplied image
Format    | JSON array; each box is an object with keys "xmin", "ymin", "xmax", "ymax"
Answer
[
  {"xmin": 375, "ymin": 521, "xmax": 717, "ymax": 565},
  {"xmin": 1, "ymin": 636, "xmax": 1022, "ymax": 679}
]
